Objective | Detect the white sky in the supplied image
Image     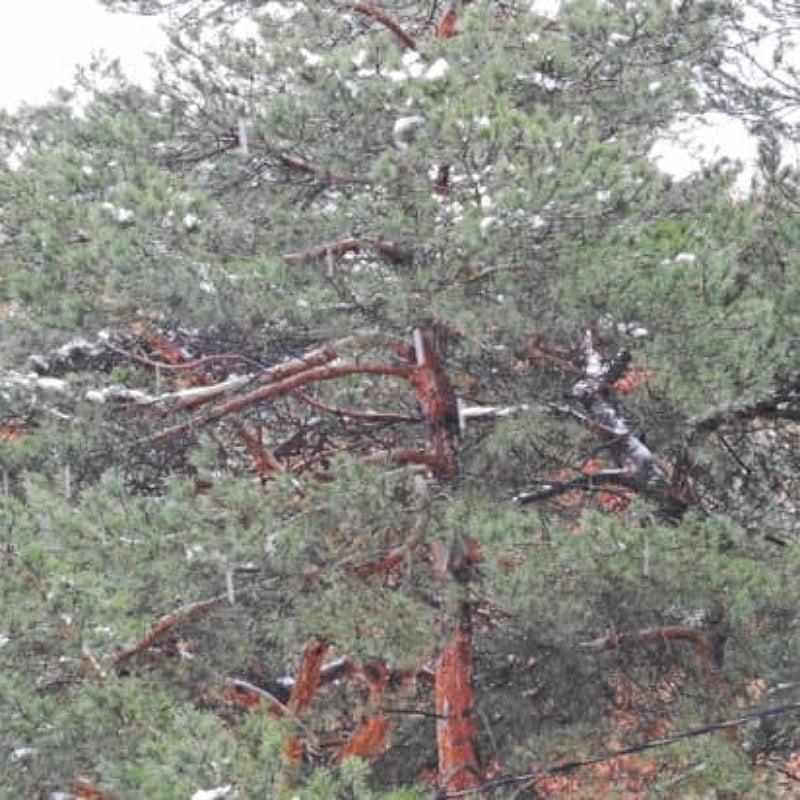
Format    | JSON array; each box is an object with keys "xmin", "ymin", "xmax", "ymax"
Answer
[{"xmin": 0, "ymin": 0, "xmax": 164, "ymax": 110}]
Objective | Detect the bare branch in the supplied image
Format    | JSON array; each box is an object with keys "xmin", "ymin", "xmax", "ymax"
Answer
[
  {"xmin": 350, "ymin": 3, "xmax": 417, "ymax": 50},
  {"xmin": 113, "ymin": 595, "xmax": 225, "ymax": 669},
  {"xmin": 142, "ymin": 362, "xmax": 413, "ymax": 444}
]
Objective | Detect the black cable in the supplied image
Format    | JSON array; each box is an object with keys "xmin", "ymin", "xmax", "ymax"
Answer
[{"xmin": 438, "ymin": 700, "xmax": 800, "ymax": 798}]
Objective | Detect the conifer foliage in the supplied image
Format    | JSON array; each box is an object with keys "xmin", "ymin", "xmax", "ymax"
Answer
[{"xmin": 1, "ymin": 1, "xmax": 799, "ymax": 797}]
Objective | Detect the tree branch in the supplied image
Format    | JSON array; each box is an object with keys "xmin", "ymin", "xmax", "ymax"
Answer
[
  {"xmin": 292, "ymin": 389, "xmax": 422, "ymax": 423},
  {"xmin": 350, "ymin": 4, "xmax": 417, "ymax": 50},
  {"xmin": 690, "ymin": 372, "xmax": 800, "ymax": 435},
  {"xmin": 113, "ymin": 594, "xmax": 225, "ymax": 669},
  {"xmin": 283, "ymin": 236, "xmax": 412, "ymax": 266},
  {"xmin": 581, "ymin": 625, "xmax": 720, "ymax": 687},
  {"xmin": 142, "ymin": 362, "xmax": 413, "ymax": 444}
]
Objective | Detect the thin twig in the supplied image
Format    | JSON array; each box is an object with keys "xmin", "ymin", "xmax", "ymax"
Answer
[{"xmin": 293, "ymin": 389, "xmax": 421, "ymax": 423}]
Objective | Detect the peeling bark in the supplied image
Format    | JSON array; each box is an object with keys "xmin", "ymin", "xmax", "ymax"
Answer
[
  {"xmin": 410, "ymin": 328, "xmax": 460, "ymax": 477},
  {"xmin": 435, "ymin": 603, "xmax": 480, "ymax": 793},
  {"xmin": 281, "ymin": 638, "xmax": 332, "ymax": 780}
]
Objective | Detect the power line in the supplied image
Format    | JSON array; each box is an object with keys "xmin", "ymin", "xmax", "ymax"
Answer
[{"xmin": 438, "ymin": 700, "xmax": 800, "ymax": 798}]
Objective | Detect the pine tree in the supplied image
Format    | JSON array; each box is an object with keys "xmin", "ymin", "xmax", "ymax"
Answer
[{"xmin": 1, "ymin": 1, "xmax": 798, "ymax": 797}]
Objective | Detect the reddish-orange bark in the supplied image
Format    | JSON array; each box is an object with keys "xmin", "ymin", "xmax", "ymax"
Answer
[
  {"xmin": 435, "ymin": 612, "xmax": 480, "ymax": 793},
  {"xmin": 410, "ymin": 329, "xmax": 459, "ymax": 477},
  {"xmin": 236, "ymin": 423, "xmax": 283, "ymax": 480},
  {"xmin": 586, "ymin": 625, "xmax": 722, "ymax": 689},
  {"xmin": 283, "ymin": 638, "xmax": 332, "ymax": 770},
  {"xmin": 287, "ymin": 638, "xmax": 331, "ymax": 714},
  {"xmin": 0, "ymin": 418, "xmax": 26, "ymax": 443},
  {"xmin": 74, "ymin": 778, "xmax": 112, "ymax": 800},
  {"xmin": 613, "ymin": 369, "xmax": 652, "ymax": 395},
  {"xmin": 113, "ymin": 595, "xmax": 223, "ymax": 669},
  {"xmin": 146, "ymin": 361, "xmax": 413, "ymax": 444},
  {"xmin": 437, "ymin": 7, "xmax": 459, "ymax": 38},
  {"xmin": 130, "ymin": 321, "xmax": 187, "ymax": 365},
  {"xmin": 284, "ymin": 236, "xmax": 411, "ymax": 266},
  {"xmin": 351, "ymin": 4, "xmax": 417, "ymax": 50},
  {"xmin": 338, "ymin": 661, "xmax": 392, "ymax": 763}
]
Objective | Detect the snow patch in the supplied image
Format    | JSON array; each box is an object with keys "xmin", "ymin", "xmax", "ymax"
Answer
[
  {"xmin": 190, "ymin": 787, "xmax": 234, "ymax": 800},
  {"xmin": 424, "ymin": 57, "xmax": 450, "ymax": 81},
  {"xmin": 300, "ymin": 48, "xmax": 322, "ymax": 67},
  {"xmin": 262, "ymin": 1, "xmax": 301, "ymax": 22},
  {"xmin": 393, "ymin": 115, "xmax": 425, "ymax": 150},
  {"xmin": 480, "ymin": 216, "xmax": 497, "ymax": 235},
  {"xmin": 183, "ymin": 212, "xmax": 200, "ymax": 232}
]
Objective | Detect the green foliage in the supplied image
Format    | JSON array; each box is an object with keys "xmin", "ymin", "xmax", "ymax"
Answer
[{"xmin": 1, "ymin": 0, "xmax": 799, "ymax": 795}]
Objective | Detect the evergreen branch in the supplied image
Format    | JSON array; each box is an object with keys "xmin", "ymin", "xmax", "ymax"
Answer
[
  {"xmin": 690, "ymin": 372, "xmax": 800, "ymax": 434},
  {"xmin": 438, "ymin": 701, "xmax": 800, "ymax": 798}
]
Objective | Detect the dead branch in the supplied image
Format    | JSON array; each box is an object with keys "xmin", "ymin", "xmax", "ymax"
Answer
[
  {"xmin": 571, "ymin": 331, "xmax": 684, "ymax": 516},
  {"xmin": 227, "ymin": 677, "xmax": 298, "ymax": 719},
  {"xmin": 525, "ymin": 340, "xmax": 583, "ymax": 375},
  {"xmin": 113, "ymin": 594, "xmax": 224, "ymax": 668},
  {"xmin": 87, "ymin": 373, "xmax": 253, "ymax": 407},
  {"xmin": 167, "ymin": 335, "xmax": 392, "ymax": 411},
  {"xmin": 351, "ymin": 3, "xmax": 417, "ymax": 50},
  {"xmin": 458, "ymin": 401, "xmax": 530, "ymax": 432},
  {"xmin": 373, "ymin": 447, "xmax": 458, "ymax": 476}
]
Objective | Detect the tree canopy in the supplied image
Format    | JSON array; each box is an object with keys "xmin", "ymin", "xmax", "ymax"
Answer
[{"xmin": 1, "ymin": 1, "xmax": 799, "ymax": 798}]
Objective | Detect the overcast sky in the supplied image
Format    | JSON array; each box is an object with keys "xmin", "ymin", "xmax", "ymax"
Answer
[
  {"xmin": 0, "ymin": 0, "xmax": 164, "ymax": 110},
  {"xmin": 0, "ymin": 0, "xmax": 782, "ymax": 190}
]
